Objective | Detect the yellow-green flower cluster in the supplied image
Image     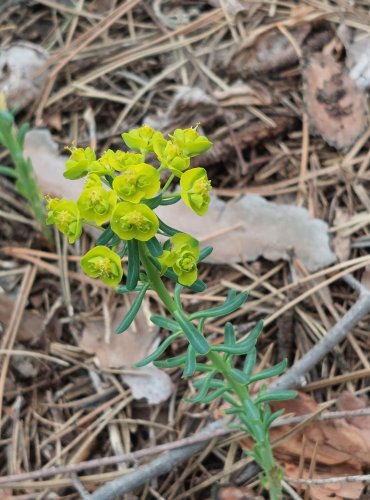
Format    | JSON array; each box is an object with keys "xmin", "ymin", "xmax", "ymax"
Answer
[
  {"xmin": 47, "ymin": 125, "xmax": 212, "ymax": 287},
  {"xmin": 81, "ymin": 246, "xmax": 123, "ymax": 286},
  {"xmin": 158, "ymin": 233, "xmax": 200, "ymax": 286}
]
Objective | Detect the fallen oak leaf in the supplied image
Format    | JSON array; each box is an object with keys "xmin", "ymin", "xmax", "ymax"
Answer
[
  {"xmin": 303, "ymin": 52, "xmax": 369, "ymax": 149},
  {"xmin": 80, "ymin": 304, "xmax": 173, "ymax": 404}
]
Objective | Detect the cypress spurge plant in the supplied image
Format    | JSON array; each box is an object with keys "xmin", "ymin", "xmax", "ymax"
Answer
[{"xmin": 48, "ymin": 125, "xmax": 295, "ymax": 499}]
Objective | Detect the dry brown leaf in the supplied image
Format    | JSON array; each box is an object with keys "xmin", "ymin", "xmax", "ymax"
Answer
[
  {"xmin": 303, "ymin": 53, "xmax": 369, "ymax": 149},
  {"xmin": 0, "ymin": 293, "xmax": 45, "ymax": 343},
  {"xmin": 240, "ymin": 392, "xmax": 370, "ymax": 500},
  {"xmin": 215, "ymin": 485, "xmax": 263, "ymax": 500},
  {"xmin": 230, "ymin": 24, "xmax": 312, "ymax": 75},
  {"xmin": 80, "ymin": 304, "xmax": 173, "ymax": 404},
  {"xmin": 157, "ymin": 194, "xmax": 336, "ymax": 272},
  {"xmin": 0, "ymin": 42, "xmax": 49, "ymax": 110},
  {"xmin": 285, "ymin": 463, "xmax": 364, "ymax": 500}
]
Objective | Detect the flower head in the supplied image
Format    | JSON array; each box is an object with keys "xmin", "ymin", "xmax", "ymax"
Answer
[
  {"xmin": 170, "ymin": 127, "xmax": 212, "ymax": 157},
  {"xmin": 111, "ymin": 202, "xmax": 159, "ymax": 241},
  {"xmin": 158, "ymin": 233, "xmax": 200, "ymax": 286},
  {"xmin": 91, "ymin": 150, "xmax": 144, "ymax": 176},
  {"xmin": 46, "ymin": 197, "xmax": 82, "ymax": 243},
  {"xmin": 180, "ymin": 167, "xmax": 212, "ymax": 216},
  {"xmin": 77, "ymin": 175, "xmax": 117, "ymax": 225},
  {"xmin": 64, "ymin": 146, "xmax": 96, "ymax": 180},
  {"xmin": 80, "ymin": 246, "xmax": 123, "ymax": 286},
  {"xmin": 112, "ymin": 163, "xmax": 160, "ymax": 203},
  {"xmin": 153, "ymin": 134, "xmax": 190, "ymax": 176},
  {"xmin": 121, "ymin": 125, "xmax": 158, "ymax": 153}
]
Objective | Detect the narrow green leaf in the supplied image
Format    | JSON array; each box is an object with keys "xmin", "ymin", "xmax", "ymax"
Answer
[
  {"xmin": 154, "ymin": 355, "xmax": 187, "ymax": 368},
  {"xmin": 135, "ymin": 330, "xmax": 182, "ymax": 367},
  {"xmin": 183, "ymin": 345, "xmax": 197, "ymax": 377},
  {"xmin": 146, "ymin": 237, "xmax": 163, "ymax": 257},
  {"xmin": 173, "ymin": 311, "xmax": 209, "ymax": 354},
  {"xmin": 126, "ymin": 240, "xmax": 140, "ymax": 291},
  {"xmin": 256, "ymin": 390, "xmax": 296, "ymax": 405},
  {"xmin": 142, "ymin": 194, "xmax": 162, "ymax": 209},
  {"xmin": 158, "ymin": 218, "xmax": 180, "ymax": 236},
  {"xmin": 199, "ymin": 246, "xmax": 213, "ymax": 261},
  {"xmin": 265, "ymin": 409, "xmax": 285, "ymax": 430},
  {"xmin": 202, "ymin": 386, "xmax": 229, "ymax": 404},
  {"xmin": 160, "ymin": 195, "xmax": 181, "ymax": 206},
  {"xmin": 116, "ymin": 283, "xmax": 149, "ymax": 334},
  {"xmin": 224, "ymin": 322, "xmax": 236, "ymax": 346},
  {"xmin": 189, "ymin": 292, "xmax": 248, "ymax": 320},
  {"xmin": 229, "ymin": 368, "xmax": 250, "ymax": 385},
  {"xmin": 0, "ymin": 165, "xmax": 17, "ymax": 178},
  {"xmin": 243, "ymin": 348, "xmax": 257, "ymax": 378},
  {"xmin": 150, "ymin": 314, "xmax": 180, "ymax": 332},
  {"xmin": 192, "ymin": 377, "xmax": 222, "ymax": 390},
  {"xmin": 96, "ymin": 226, "xmax": 114, "ymax": 245},
  {"xmin": 188, "ymin": 371, "xmax": 216, "ymax": 403},
  {"xmin": 17, "ymin": 122, "xmax": 30, "ymax": 147},
  {"xmin": 116, "ymin": 285, "xmax": 143, "ymax": 293},
  {"xmin": 249, "ymin": 358, "xmax": 287, "ymax": 383},
  {"xmin": 109, "ymin": 234, "xmax": 121, "ymax": 248}
]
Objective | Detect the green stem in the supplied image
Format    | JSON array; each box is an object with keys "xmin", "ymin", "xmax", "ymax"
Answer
[
  {"xmin": 138, "ymin": 241, "xmax": 282, "ymax": 498},
  {"xmin": 160, "ymin": 173, "xmax": 175, "ymax": 195}
]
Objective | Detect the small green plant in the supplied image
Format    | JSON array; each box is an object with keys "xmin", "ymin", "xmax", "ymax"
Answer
[
  {"xmin": 0, "ymin": 108, "xmax": 49, "ymax": 236},
  {"xmin": 47, "ymin": 125, "xmax": 295, "ymax": 499}
]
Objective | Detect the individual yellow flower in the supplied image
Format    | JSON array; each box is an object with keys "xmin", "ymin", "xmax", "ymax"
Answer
[
  {"xmin": 91, "ymin": 150, "xmax": 144, "ymax": 176},
  {"xmin": 112, "ymin": 163, "xmax": 160, "ymax": 203},
  {"xmin": 46, "ymin": 197, "xmax": 82, "ymax": 243},
  {"xmin": 158, "ymin": 233, "xmax": 200, "ymax": 286},
  {"xmin": 64, "ymin": 146, "xmax": 96, "ymax": 180},
  {"xmin": 80, "ymin": 246, "xmax": 123, "ymax": 286},
  {"xmin": 77, "ymin": 175, "xmax": 117, "ymax": 225},
  {"xmin": 121, "ymin": 125, "xmax": 158, "ymax": 153},
  {"xmin": 180, "ymin": 167, "xmax": 212, "ymax": 216},
  {"xmin": 153, "ymin": 134, "xmax": 190, "ymax": 176},
  {"xmin": 170, "ymin": 127, "xmax": 212, "ymax": 157},
  {"xmin": 111, "ymin": 202, "xmax": 159, "ymax": 241}
]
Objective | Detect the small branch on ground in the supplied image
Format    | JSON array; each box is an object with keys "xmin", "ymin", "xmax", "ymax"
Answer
[{"xmin": 288, "ymin": 474, "xmax": 370, "ymax": 485}]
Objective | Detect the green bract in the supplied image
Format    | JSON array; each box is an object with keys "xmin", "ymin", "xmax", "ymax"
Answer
[
  {"xmin": 46, "ymin": 197, "xmax": 82, "ymax": 244},
  {"xmin": 180, "ymin": 167, "xmax": 212, "ymax": 215},
  {"xmin": 171, "ymin": 127, "xmax": 213, "ymax": 156},
  {"xmin": 158, "ymin": 233, "xmax": 200, "ymax": 286},
  {"xmin": 80, "ymin": 246, "xmax": 123, "ymax": 286},
  {"xmin": 64, "ymin": 146, "xmax": 96, "ymax": 180},
  {"xmin": 112, "ymin": 163, "xmax": 160, "ymax": 203},
  {"xmin": 111, "ymin": 201, "xmax": 159, "ymax": 241},
  {"xmin": 77, "ymin": 175, "xmax": 117, "ymax": 225},
  {"xmin": 153, "ymin": 134, "xmax": 190, "ymax": 176},
  {"xmin": 121, "ymin": 125, "xmax": 158, "ymax": 153}
]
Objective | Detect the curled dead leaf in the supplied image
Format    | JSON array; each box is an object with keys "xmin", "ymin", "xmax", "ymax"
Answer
[
  {"xmin": 303, "ymin": 53, "xmax": 369, "ymax": 149},
  {"xmin": 80, "ymin": 304, "xmax": 173, "ymax": 404}
]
